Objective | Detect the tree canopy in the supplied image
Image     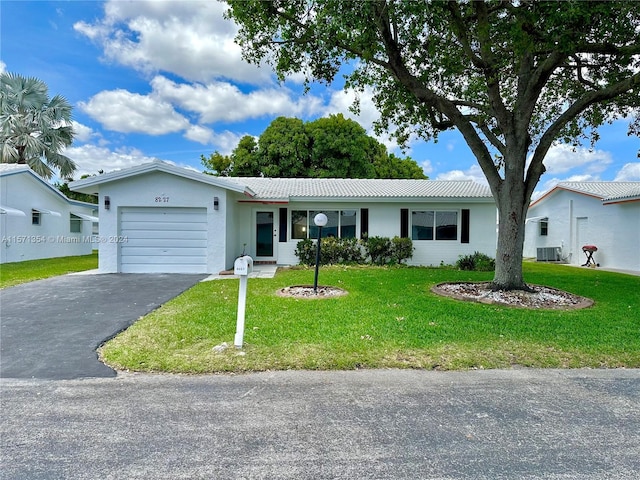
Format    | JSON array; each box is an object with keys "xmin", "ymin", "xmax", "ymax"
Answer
[
  {"xmin": 0, "ymin": 72, "xmax": 77, "ymax": 179},
  {"xmin": 226, "ymin": 0, "xmax": 640, "ymax": 290},
  {"xmin": 202, "ymin": 114, "xmax": 427, "ymax": 179}
]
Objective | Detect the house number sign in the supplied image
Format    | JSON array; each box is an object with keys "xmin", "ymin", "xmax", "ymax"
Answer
[{"xmin": 154, "ymin": 195, "xmax": 170, "ymax": 203}]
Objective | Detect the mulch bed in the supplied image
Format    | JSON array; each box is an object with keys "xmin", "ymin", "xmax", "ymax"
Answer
[{"xmin": 431, "ymin": 282, "xmax": 594, "ymax": 310}]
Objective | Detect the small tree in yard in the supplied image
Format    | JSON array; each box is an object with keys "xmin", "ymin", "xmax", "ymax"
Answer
[{"xmin": 226, "ymin": 0, "xmax": 640, "ymax": 290}]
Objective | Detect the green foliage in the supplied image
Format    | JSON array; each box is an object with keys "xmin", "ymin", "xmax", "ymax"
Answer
[
  {"xmin": 456, "ymin": 252, "xmax": 496, "ymax": 272},
  {"xmin": 1, "ymin": 72, "xmax": 77, "ymax": 179},
  {"xmin": 294, "ymin": 239, "xmax": 315, "ymax": 266},
  {"xmin": 295, "ymin": 236, "xmax": 412, "ymax": 266},
  {"xmin": 257, "ymin": 117, "xmax": 311, "ymax": 177},
  {"xmin": 390, "ymin": 236, "xmax": 414, "ymax": 264},
  {"xmin": 201, "ymin": 114, "xmax": 426, "ymax": 179},
  {"xmin": 374, "ymin": 153, "xmax": 427, "ymax": 179},
  {"xmin": 362, "ymin": 236, "xmax": 392, "ymax": 265},
  {"xmin": 201, "ymin": 151, "xmax": 232, "ymax": 176},
  {"xmin": 306, "ymin": 114, "xmax": 377, "ymax": 178}
]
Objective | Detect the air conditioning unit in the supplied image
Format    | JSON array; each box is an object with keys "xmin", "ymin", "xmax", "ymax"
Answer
[{"xmin": 537, "ymin": 247, "xmax": 560, "ymax": 262}]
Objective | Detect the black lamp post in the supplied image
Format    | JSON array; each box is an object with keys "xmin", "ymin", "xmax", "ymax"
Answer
[{"xmin": 313, "ymin": 213, "xmax": 328, "ymax": 294}]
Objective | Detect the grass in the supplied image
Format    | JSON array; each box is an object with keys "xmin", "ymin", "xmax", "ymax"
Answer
[
  {"xmin": 0, "ymin": 252, "xmax": 98, "ymax": 289},
  {"xmin": 100, "ymin": 262, "xmax": 640, "ymax": 373}
]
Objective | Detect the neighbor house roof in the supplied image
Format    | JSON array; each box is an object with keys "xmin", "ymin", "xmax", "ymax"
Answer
[
  {"xmin": 0, "ymin": 163, "xmax": 98, "ymax": 213},
  {"xmin": 531, "ymin": 181, "xmax": 640, "ymax": 207},
  {"xmin": 69, "ymin": 160, "xmax": 494, "ymax": 202}
]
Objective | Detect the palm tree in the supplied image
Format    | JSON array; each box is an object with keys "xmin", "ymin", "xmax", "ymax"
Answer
[{"xmin": 0, "ymin": 72, "xmax": 76, "ymax": 179}]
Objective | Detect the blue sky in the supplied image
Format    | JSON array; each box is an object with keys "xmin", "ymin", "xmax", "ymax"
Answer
[{"xmin": 2, "ymin": 0, "xmax": 639, "ymax": 198}]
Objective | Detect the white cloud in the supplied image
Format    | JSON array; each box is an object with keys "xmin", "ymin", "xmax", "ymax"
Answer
[
  {"xmin": 78, "ymin": 89, "xmax": 189, "ymax": 135},
  {"xmin": 63, "ymin": 144, "xmax": 160, "ymax": 178},
  {"xmin": 542, "ymin": 144, "xmax": 612, "ymax": 175},
  {"xmin": 0, "ymin": 61, "xmax": 6, "ymax": 74},
  {"xmin": 419, "ymin": 159, "xmax": 434, "ymax": 176},
  {"xmin": 73, "ymin": 0, "xmax": 269, "ymax": 85},
  {"xmin": 614, "ymin": 162, "xmax": 640, "ymax": 181},
  {"xmin": 150, "ymin": 76, "xmax": 323, "ymax": 124},
  {"xmin": 71, "ymin": 121, "xmax": 96, "ymax": 143},
  {"xmin": 436, "ymin": 164, "xmax": 488, "ymax": 185}
]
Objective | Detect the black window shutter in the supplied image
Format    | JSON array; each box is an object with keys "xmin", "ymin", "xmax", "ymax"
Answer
[
  {"xmin": 360, "ymin": 208, "xmax": 369, "ymax": 238},
  {"xmin": 400, "ymin": 209, "xmax": 409, "ymax": 238},
  {"xmin": 279, "ymin": 208, "xmax": 288, "ymax": 242},
  {"xmin": 461, "ymin": 209, "xmax": 470, "ymax": 243}
]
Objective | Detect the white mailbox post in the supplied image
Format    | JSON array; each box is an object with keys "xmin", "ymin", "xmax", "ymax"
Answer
[{"xmin": 233, "ymin": 255, "xmax": 253, "ymax": 349}]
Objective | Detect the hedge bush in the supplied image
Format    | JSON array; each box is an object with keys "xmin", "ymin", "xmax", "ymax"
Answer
[
  {"xmin": 456, "ymin": 251, "xmax": 496, "ymax": 271},
  {"xmin": 295, "ymin": 236, "xmax": 413, "ymax": 266}
]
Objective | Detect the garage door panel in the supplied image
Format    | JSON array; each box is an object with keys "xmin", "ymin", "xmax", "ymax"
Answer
[
  {"xmin": 121, "ymin": 263, "xmax": 207, "ymax": 274},
  {"xmin": 121, "ymin": 247, "xmax": 207, "ymax": 257},
  {"xmin": 123, "ymin": 230, "xmax": 207, "ymax": 241},
  {"xmin": 124, "ymin": 238, "xmax": 207, "ymax": 248},
  {"xmin": 121, "ymin": 221, "xmax": 207, "ymax": 232},
  {"xmin": 121, "ymin": 210, "xmax": 206, "ymax": 221},
  {"xmin": 119, "ymin": 207, "xmax": 208, "ymax": 273},
  {"xmin": 121, "ymin": 254, "xmax": 207, "ymax": 265}
]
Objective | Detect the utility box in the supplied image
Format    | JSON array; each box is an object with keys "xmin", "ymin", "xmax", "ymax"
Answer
[{"xmin": 234, "ymin": 255, "xmax": 253, "ymax": 276}]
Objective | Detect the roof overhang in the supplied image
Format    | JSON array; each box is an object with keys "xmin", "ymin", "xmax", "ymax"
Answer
[
  {"xmin": 33, "ymin": 208, "xmax": 62, "ymax": 217},
  {"xmin": 0, "ymin": 205, "xmax": 26, "ymax": 216},
  {"xmin": 72, "ymin": 212, "xmax": 99, "ymax": 222}
]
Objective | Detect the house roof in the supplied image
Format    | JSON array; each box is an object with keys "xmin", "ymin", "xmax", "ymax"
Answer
[
  {"xmin": 0, "ymin": 163, "xmax": 98, "ymax": 211},
  {"xmin": 69, "ymin": 160, "xmax": 494, "ymax": 202},
  {"xmin": 225, "ymin": 177, "xmax": 492, "ymax": 201},
  {"xmin": 531, "ymin": 181, "xmax": 640, "ymax": 207},
  {"xmin": 69, "ymin": 160, "xmax": 254, "ymax": 196}
]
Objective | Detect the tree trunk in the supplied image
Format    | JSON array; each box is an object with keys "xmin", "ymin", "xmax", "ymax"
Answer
[{"xmin": 491, "ymin": 172, "xmax": 532, "ymax": 291}]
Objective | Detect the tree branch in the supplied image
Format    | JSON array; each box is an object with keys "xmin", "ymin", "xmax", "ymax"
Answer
[{"xmin": 525, "ymin": 70, "xmax": 640, "ymax": 200}]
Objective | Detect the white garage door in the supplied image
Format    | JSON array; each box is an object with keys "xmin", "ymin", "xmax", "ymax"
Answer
[{"xmin": 120, "ymin": 207, "xmax": 208, "ymax": 273}]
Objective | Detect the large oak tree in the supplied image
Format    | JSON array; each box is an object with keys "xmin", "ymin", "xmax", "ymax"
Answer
[{"xmin": 226, "ymin": 0, "xmax": 640, "ymax": 290}]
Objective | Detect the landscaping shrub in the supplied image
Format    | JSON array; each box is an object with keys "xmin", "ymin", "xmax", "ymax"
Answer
[
  {"xmin": 295, "ymin": 237, "xmax": 365, "ymax": 266},
  {"xmin": 295, "ymin": 236, "xmax": 411, "ymax": 266},
  {"xmin": 294, "ymin": 239, "xmax": 316, "ymax": 265},
  {"xmin": 363, "ymin": 236, "xmax": 392, "ymax": 265},
  {"xmin": 456, "ymin": 251, "xmax": 496, "ymax": 271},
  {"xmin": 390, "ymin": 236, "xmax": 414, "ymax": 264}
]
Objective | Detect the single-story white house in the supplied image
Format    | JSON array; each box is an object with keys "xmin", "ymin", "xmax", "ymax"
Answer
[
  {"xmin": 0, "ymin": 164, "xmax": 99, "ymax": 264},
  {"xmin": 524, "ymin": 181, "xmax": 640, "ymax": 271},
  {"xmin": 69, "ymin": 160, "xmax": 497, "ymax": 274}
]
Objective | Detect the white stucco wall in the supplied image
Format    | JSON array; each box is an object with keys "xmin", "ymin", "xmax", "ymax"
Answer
[
  {"xmin": 259, "ymin": 200, "xmax": 497, "ymax": 267},
  {"xmin": 1, "ymin": 171, "xmax": 95, "ymax": 264},
  {"xmin": 94, "ymin": 171, "xmax": 230, "ymax": 273},
  {"xmin": 524, "ymin": 190, "xmax": 640, "ymax": 271}
]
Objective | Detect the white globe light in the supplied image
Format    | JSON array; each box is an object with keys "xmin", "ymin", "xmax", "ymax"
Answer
[{"xmin": 314, "ymin": 213, "xmax": 328, "ymax": 227}]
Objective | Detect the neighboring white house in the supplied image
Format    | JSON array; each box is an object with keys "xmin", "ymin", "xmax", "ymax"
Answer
[
  {"xmin": 69, "ymin": 160, "xmax": 497, "ymax": 274},
  {"xmin": 524, "ymin": 181, "xmax": 640, "ymax": 271},
  {"xmin": 0, "ymin": 164, "xmax": 99, "ymax": 264}
]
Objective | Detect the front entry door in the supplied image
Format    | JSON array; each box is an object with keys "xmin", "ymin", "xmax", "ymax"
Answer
[{"xmin": 255, "ymin": 210, "xmax": 277, "ymax": 261}]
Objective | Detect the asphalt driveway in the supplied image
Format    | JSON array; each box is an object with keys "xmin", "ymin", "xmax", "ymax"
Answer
[{"xmin": 0, "ymin": 273, "xmax": 206, "ymax": 379}]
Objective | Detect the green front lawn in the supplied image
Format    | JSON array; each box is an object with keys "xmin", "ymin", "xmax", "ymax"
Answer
[
  {"xmin": 0, "ymin": 252, "xmax": 98, "ymax": 289},
  {"xmin": 100, "ymin": 263, "xmax": 640, "ymax": 373}
]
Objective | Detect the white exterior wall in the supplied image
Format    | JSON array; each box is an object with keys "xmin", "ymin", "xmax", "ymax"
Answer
[
  {"xmin": 524, "ymin": 190, "xmax": 640, "ymax": 271},
  {"xmin": 268, "ymin": 201, "xmax": 497, "ymax": 267},
  {"xmin": 1, "ymin": 172, "xmax": 95, "ymax": 264},
  {"xmin": 95, "ymin": 171, "xmax": 229, "ymax": 273}
]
